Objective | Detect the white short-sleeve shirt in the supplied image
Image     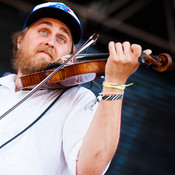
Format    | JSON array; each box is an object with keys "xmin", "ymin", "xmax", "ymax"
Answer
[{"xmin": 0, "ymin": 74, "xmax": 98, "ymax": 175}]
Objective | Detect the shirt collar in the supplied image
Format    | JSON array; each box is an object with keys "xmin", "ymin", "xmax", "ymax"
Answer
[{"xmin": 0, "ymin": 73, "xmax": 17, "ymax": 92}]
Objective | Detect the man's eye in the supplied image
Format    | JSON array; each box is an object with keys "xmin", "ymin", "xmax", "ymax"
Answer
[
  {"xmin": 57, "ymin": 37, "xmax": 66, "ymax": 43},
  {"xmin": 40, "ymin": 30, "xmax": 47, "ymax": 35}
]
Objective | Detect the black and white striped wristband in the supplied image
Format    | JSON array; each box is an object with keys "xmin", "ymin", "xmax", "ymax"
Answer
[
  {"xmin": 85, "ymin": 92, "xmax": 124, "ymax": 111},
  {"xmin": 97, "ymin": 93, "xmax": 124, "ymax": 101}
]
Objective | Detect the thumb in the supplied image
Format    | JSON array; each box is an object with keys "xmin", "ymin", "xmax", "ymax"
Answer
[{"xmin": 143, "ymin": 49, "xmax": 152, "ymax": 55}]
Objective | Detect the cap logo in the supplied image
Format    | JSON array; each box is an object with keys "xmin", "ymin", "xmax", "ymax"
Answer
[
  {"xmin": 33, "ymin": 2, "xmax": 58, "ymax": 11},
  {"xmin": 32, "ymin": 2, "xmax": 80, "ymax": 24}
]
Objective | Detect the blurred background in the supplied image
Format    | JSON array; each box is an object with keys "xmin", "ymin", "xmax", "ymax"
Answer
[{"xmin": 0, "ymin": 0, "xmax": 174, "ymax": 174}]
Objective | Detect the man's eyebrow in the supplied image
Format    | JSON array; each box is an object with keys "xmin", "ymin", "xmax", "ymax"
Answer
[
  {"xmin": 36, "ymin": 21, "xmax": 70, "ymax": 38},
  {"xmin": 37, "ymin": 21, "xmax": 53, "ymax": 27},
  {"xmin": 60, "ymin": 27, "xmax": 70, "ymax": 38}
]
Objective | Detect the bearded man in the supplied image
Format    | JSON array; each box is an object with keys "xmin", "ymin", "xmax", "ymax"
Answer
[{"xmin": 0, "ymin": 2, "xmax": 151, "ymax": 175}]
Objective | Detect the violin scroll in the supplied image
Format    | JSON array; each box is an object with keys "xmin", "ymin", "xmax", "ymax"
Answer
[{"xmin": 140, "ymin": 53, "xmax": 172, "ymax": 72}]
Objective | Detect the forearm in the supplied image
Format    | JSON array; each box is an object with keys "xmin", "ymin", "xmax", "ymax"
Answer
[
  {"xmin": 76, "ymin": 87, "xmax": 123, "ymax": 175},
  {"xmin": 76, "ymin": 41, "xmax": 146, "ymax": 175}
]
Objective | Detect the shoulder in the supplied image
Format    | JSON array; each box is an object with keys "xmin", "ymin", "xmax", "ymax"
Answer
[
  {"xmin": 0, "ymin": 73, "xmax": 17, "ymax": 90},
  {"xmin": 0, "ymin": 73, "xmax": 16, "ymax": 81}
]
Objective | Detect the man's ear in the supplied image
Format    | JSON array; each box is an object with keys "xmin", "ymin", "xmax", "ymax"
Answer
[
  {"xmin": 17, "ymin": 36, "xmax": 23, "ymax": 50},
  {"xmin": 73, "ymin": 44, "xmax": 76, "ymax": 53}
]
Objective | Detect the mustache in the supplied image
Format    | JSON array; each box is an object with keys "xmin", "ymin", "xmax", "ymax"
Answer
[{"xmin": 36, "ymin": 45, "xmax": 56, "ymax": 60}]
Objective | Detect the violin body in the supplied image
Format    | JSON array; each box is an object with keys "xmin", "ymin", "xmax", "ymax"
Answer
[{"xmin": 20, "ymin": 60, "xmax": 106, "ymax": 89}]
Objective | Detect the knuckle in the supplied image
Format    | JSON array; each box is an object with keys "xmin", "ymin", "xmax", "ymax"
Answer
[
  {"xmin": 115, "ymin": 42, "xmax": 122, "ymax": 47},
  {"xmin": 132, "ymin": 43, "xmax": 141, "ymax": 49},
  {"xmin": 123, "ymin": 41, "xmax": 130, "ymax": 46},
  {"xmin": 109, "ymin": 41, "xmax": 114, "ymax": 46}
]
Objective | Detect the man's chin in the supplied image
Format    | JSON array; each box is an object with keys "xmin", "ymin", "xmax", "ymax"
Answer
[
  {"xmin": 36, "ymin": 52, "xmax": 54, "ymax": 62},
  {"xmin": 19, "ymin": 62, "xmax": 50, "ymax": 75},
  {"xmin": 14, "ymin": 52, "xmax": 54, "ymax": 75}
]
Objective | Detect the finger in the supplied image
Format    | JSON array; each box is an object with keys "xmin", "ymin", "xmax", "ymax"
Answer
[
  {"xmin": 108, "ymin": 41, "xmax": 116, "ymax": 58},
  {"xmin": 131, "ymin": 44, "xmax": 142, "ymax": 57},
  {"xmin": 115, "ymin": 42, "xmax": 123, "ymax": 59},
  {"xmin": 122, "ymin": 41, "xmax": 131, "ymax": 57},
  {"xmin": 143, "ymin": 49, "xmax": 152, "ymax": 55}
]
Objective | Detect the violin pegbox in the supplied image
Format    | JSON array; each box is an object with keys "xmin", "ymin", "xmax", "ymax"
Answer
[{"xmin": 139, "ymin": 53, "xmax": 172, "ymax": 72}]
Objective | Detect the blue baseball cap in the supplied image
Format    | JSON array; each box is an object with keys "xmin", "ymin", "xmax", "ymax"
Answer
[{"xmin": 23, "ymin": 2, "xmax": 82, "ymax": 44}]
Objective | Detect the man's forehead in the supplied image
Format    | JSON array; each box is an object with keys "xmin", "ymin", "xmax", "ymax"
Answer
[
  {"xmin": 35, "ymin": 18, "xmax": 71, "ymax": 33},
  {"xmin": 35, "ymin": 18, "xmax": 67, "ymax": 28}
]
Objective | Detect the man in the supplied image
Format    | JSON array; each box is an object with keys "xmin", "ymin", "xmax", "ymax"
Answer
[{"xmin": 0, "ymin": 2, "xmax": 151, "ymax": 175}]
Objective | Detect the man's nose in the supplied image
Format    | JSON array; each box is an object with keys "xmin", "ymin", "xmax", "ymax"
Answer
[
  {"xmin": 45, "ymin": 38, "xmax": 55, "ymax": 48},
  {"xmin": 45, "ymin": 42, "xmax": 54, "ymax": 49}
]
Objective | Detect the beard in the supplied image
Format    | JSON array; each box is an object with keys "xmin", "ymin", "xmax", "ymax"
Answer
[{"xmin": 12, "ymin": 45, "xmax": 57, "ymax": 75}]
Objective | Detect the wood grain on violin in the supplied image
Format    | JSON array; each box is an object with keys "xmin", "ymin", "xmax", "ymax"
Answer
[{"xmin": 20, "ymin": 60, "xmax": 106, "ymax": 89}]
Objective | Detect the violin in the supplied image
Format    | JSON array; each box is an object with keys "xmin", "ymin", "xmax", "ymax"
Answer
[
  {"xmin": 19, "ymin": 52, "xmax": 172, "ymax": 90},
  {"xmin": 18, "ymin": 33, "xmax": 172, "ymax": 90}
]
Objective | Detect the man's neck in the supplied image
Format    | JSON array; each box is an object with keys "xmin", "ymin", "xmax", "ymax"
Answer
[{"xmin": 15, "ymin": 72, "xmax": 22, "ymax": 91}]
